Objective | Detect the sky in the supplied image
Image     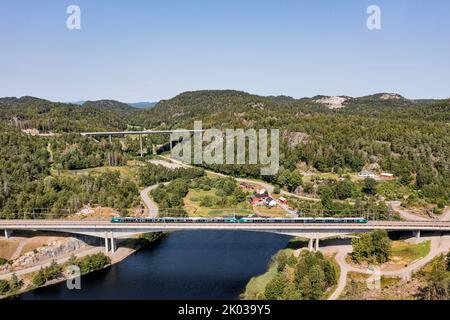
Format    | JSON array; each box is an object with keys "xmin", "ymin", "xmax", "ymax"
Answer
[{"xmin": 0, "ymin": 0, "xmax": 449, "ymax": 102}]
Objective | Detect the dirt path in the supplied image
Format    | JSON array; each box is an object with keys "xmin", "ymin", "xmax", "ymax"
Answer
[
  {"xmin": 327, "ymin": 244, "xmax": 353, "ymax": 300},
  {"xmin": 387, "ymin": 201, "xmax": 430, "ymax": 221},
  {"xmin": 140, "ymin": 185, "xmax": 160, "ymax": 218},
  {"xmin": 439, "ymin": 207, "xmax": 450, "ymax": 221},
  {"xmin": 0, "ymin": 246, "xmax": 102, "ymax": 280},
  {"xmin": 9, "ymin": 237, "xmax": 32, "ymax": 260},
  {"xmin": 326, "ymin": 233, "xmax": 450, "ymax": 300},
  {"xmin": 0, "ymin": 244, "xmax": 136, "ymax": 282}
]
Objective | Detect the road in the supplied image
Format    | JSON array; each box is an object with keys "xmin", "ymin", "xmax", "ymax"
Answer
[
  {"xmin": 139, "ymin": 182, "xmax": 170, "ymax": 218},
  {"xmin": 2, "ymin": 220, "xmax": 450, "ymax": 230},
  {"xmin": 327, "ymin": 232, "xmax": 450, "ymax": 300},
  {"xmin": 163, "ymin": 156, "xmax": 445, "ymax": 223},
  {"xmin": 439, "ymin": 207, "xmax": 450, "ymax": 221},
  {"xmin": 157, "ymin": 156, "xmax": 318, "ymax": 217},
  {"xmin": 387, "ymin": 201, "xmax": 430, "ymax": 221}
]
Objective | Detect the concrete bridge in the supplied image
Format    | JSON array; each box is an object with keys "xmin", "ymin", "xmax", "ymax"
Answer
[
  {"xmin": 2, "ymin": 220, "xmax": 450, "ymax": 254},
  {"xmin": 80, "ymin": 129, "xmax": 204, "ymax": 157}
]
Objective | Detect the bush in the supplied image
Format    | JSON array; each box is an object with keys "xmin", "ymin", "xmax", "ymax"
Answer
[
  {"xmin": 352, "ymin": 230, "xmax": 391, "ymax": 264},
  {"xmin": 32, "ymin": 269, "xmax": 47, "ymax": 287},
  {"xmin": 200, "ymin": 196, "xmax": 214, "ymax": 207},
  {"xmin": 0, "ymin": 257, "xmax": 8, "ymax": 266},
  {"xmin": 276, "ymin": 251, "xmax": 288, "ymax": 272},
  {"xmin": 76, "ymin": 253, "xmax": 111, "ymax": 274},
  {"xmin": 0, "ymin": 279, "xmax": 10, "ymax": 294},
  {"xmin": 273, "ymin": 185, "xmax": 281, "ymax": 194}
]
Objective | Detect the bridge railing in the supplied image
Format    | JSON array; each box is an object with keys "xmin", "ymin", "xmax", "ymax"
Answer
[{"xmin": 0, "ymin": 207, "xmax": 393, "ymax": 221}]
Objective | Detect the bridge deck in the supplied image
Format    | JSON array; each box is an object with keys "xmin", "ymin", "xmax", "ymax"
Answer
[{"xmin": 1, "ymin": 220, "xmax": 450, "ymax": 230}]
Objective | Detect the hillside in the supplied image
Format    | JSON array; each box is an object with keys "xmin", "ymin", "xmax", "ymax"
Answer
[
  {"xmin": 0, "ymin": 97, "xmax": 139, "ymax": 132},
  {"xmin": 0, "ymin": 90, "xmax": 448, "ymax": 209}
]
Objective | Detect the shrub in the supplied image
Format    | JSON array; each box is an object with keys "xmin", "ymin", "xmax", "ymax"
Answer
[{"xmin": 0, "ymin": 279, "xmax": 10, "ymax": 294}]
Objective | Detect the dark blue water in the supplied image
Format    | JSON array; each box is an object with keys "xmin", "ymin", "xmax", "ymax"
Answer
[{"xmin": 18, "ymin": 231, "xmax": 291, "ymax": 300}]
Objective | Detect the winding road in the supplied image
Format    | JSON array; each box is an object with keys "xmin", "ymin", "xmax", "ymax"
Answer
[
  {"xmin": 327, "ymin": 232, "xmax": 450, "ymax": 300},
  {"xmin": 140, "ymin": 184, "xmax": 164, "ymax": 218},
  {"xmin": 140, "ymin": 157, "xmax": 450, "ymax": 301}
]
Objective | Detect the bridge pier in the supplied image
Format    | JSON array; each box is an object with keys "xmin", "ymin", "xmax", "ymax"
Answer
[
  {"xmin": 104, "ymin": 232, "xmax": 109, "ymax": 254},
  {"xmin": 4, "ymin": 229, "xmax": 11, "ymax": 239},
  {"xmin": 414, "ymin": 230, "xmax": 421, "ymax": 240},
  {"xmin": 110, "ymin": 232, "xmax": 116, "ymax": 253},
  {"xmin": 314, "ymin": 237, "xmax": 319, "ymax": 251},
  {"xmin": 308, "ymin": 238, "xmax": 314, "ymax": 251},
  {"xmin": 109, "ymin": 135, "xmax": 112, "ymax": 145}
]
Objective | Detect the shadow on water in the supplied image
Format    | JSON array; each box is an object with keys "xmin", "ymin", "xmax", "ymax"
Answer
[{"xmin": 17, "ymin": 230, "xmax": 291, "ymax": 300}]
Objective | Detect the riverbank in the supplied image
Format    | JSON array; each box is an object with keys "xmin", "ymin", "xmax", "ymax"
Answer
[{"xmin": 0, "ymin": 232, "xmax": 166, "ymax": 299}]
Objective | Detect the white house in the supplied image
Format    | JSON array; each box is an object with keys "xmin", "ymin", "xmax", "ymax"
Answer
[{"xmin": 358, "ymin": 170, "xmax": 375, "ymax": 178}]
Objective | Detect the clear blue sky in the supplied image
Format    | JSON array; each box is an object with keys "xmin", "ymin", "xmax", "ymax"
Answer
[{"xmin": 0, "ymin": 0, "xmax": 449, "ymax": 101}]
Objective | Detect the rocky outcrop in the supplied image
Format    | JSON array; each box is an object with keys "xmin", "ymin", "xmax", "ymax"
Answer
[
  {"xmin": 11, "ymin": 238, "xmax": 88, "ymax": 269},
  {"xmin": 314, "ymin": 96, "xmax": 348, "ymax": 109}
]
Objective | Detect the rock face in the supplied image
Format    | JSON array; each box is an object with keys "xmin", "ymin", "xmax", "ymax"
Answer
[
  {"xmin": 11, "ymin": 238, "xmax": 87, "ymax": 269},
  {"xmin": 314, "ymin": 96, "xmax": 348, "ymax": 109},
  {"xmin": 379, "ymin": 93, "xmax": 403, "ymax": 100},
  {"xmin": 283, "ymin": 131, "xmax": 310, "ymax": 148}
]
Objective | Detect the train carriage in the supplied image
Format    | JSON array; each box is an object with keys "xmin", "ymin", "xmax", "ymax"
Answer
[{"xmin": 111, "ymin": 217, "xmax": 368, "ymax": 224}]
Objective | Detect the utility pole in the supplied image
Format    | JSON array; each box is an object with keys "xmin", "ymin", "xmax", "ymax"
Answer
[{"xmin": 139, "ymin": 134, "xmax": 143, "ymax": 157}]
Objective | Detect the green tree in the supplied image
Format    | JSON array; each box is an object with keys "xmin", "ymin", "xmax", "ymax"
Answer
[
  {"xmin": 319, "ymin": 185, "xmax": 334, "ymax": 209},
  {"xmin": 352, "ymin": 230, "xmax": 391, "ymax": 264},
  {"xmin": 0, "ymin": 279, "xmax": 10, "ymax": 294},
  {"xmin": 287, "ymin": 171, "xmax": 303, "ymax": 192},
  {"xmin": 264, "ymin": 274, "xmax": 287, "ymax": 300},
  {"xmin": 362, "ymin": 178, "xmax": 378, "ymax": 195},
  {"xmin": 418, "ymin": 255, "xmax": 449, "ymax": 300},
  {"xmin": 273, "ymin": 185, "xmax": 281, "ymax": 194},
  {"xmin": 335, "ymin": 178, "xmax": 354, "ymax": 200},
  {"xmin": 232, "ymin": 188, "xmax": 246, "ymax": 203},
  {"xmin": 276, "ymin": 251, "xmax": 288, "ymax": 272},
  {"xmin": 9, "ymin": 273, "xmax": 23, "ymax": 292},
  {"xmin": 32, "ymin": 269, "xmax": 47, "ymax": 287}
]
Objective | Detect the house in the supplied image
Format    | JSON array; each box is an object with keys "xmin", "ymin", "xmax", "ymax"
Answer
[
  {"xmin": 249, "ymin": 193, "xmax": 268, "ymax": 205},
  {"xmin": 257, "ymin": 189, "xmax": 268, "ymax": 196},
  {"xmin": 380, "ymin": 172, "xmax": 394, "ymax": 180},
  {"xmin": 358, "ymin": 170, "xmax": 375, "ymax": 178},
  {"xmin": 264, "ymin": 197, "xmax": 277, "ymax": 207}
]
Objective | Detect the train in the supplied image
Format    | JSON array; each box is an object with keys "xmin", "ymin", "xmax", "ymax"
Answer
[{"xmin": 111, "ymin": 217, "xmax": 368, "ymax": 224}]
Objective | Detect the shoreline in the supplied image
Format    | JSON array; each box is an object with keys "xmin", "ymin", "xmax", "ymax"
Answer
[{"xmin": 0, "ymin": 232, "xmax": 166, "ymax": 300}]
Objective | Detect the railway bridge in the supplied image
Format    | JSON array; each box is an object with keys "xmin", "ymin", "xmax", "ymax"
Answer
[{"xmin": 1, "ymin": 220, "xmax": 449, "ymax": 253}]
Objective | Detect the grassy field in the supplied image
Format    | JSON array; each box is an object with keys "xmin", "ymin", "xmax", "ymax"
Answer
[
  {"xmin": 55, "ymin": 165, "xmax": 139, "ymax": 182},
  {"xmin": 0, "ymin": 239, "xmax": 20, "ymax": 260},
  {"xmin": 323, "ymin": 253, "xmax": 341, "ymax": 299},
  {"xmin": 390, "ymin": 240, "xmax": 431, "ymax": 266},
  {"xmin": 242, "ymin": 248, "xmax": 296, "ymax": 300},
  {"xmin": 253, "ymin": 205, "xmax": 291, "ymax": 217},
  {"xmin": 183, "ymin": 188, "xmax": 252, "ymax": 217},
  {"xmin": 242, "ymin": 262, "xmax": 278, "ymax": 300}
]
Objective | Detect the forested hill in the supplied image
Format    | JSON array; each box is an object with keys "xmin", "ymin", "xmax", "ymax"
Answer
[
  {"xmin": 0, "ymin": 90, "xmax": 449, "ymax": 213},
  {"xmin": 1, "ymin": 91, "xmax": 448, "ymax": 132},
  {"xmin": 0, "ymin": 97, "xmax": 139, "ymax": 132}
]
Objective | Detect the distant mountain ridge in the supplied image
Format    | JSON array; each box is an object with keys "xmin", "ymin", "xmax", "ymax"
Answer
[
  {"xmin": 70, "ymin": 100, "xmax": 157, "ymax": 109},
  {"xmin": 127, "ymin": 102, "xmax": 157, "ymax": 109}
]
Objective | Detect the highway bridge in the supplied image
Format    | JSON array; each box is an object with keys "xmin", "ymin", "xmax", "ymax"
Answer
[
  {"xmin": 80, "ymin": 129, "xmax": 204, "ymax": 157},
  {"xmin": 2, "ymin": 220, "xmax": 450, "ymax": 253}
]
